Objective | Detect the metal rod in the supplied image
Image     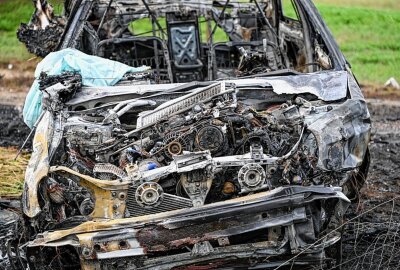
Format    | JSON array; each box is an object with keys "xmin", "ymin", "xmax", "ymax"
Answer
[
  {"xmin": 97, "ymin": 0, "xmax": 113, "ymax": 35},
  {"xmin": 14, "ymin": 111, "xmax": 45, "ymax": 160},
  {"xmin": 152, "ymin": 18, "xmax": 161, "ymax": 82},
  {"xmin": 253, "ymin": 0, "xmax": 277, "ymax": 37},
  {"xmin": 208, "ymin": 0, "xmax": 230, "ymax": 43},
  {"xmin": 206, "ymin": 16, "xmax": 214, "ymax": 80},
  {"xmin": 141, "ymin": 0, "xmax": 166, "ymax": 39}
]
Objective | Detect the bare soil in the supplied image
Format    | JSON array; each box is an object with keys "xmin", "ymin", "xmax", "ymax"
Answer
[
  {"xmin": 0, "ymin": 60, "xmax": 38, "ymax": 106},
  {"xmin": 0, "ymin": 105, "xmax": 30, "ymax": 148}
]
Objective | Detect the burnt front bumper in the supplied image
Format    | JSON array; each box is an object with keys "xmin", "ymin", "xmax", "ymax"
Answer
[{"xmin": 27, "ymin": 186, "xmax": 349, "ymax": 269}]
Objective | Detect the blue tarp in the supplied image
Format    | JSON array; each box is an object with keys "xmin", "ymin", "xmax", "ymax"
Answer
[{"xmin": 23, "ymin": 48, "xmax": 149, "ymax": 128}]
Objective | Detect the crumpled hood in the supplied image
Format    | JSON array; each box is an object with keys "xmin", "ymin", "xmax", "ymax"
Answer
[
  {"xmin": 227, "ymin": 70, "xmax": 348, "ymax": 101},
  {"xmin": 66, "ymin": 70, "xmax": 349, "ymax": 108}
]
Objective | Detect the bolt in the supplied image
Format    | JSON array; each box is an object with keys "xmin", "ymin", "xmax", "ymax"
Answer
[
  {"xmin": 119, "ymin": 192, "xmax": 126, "ymax": 200},
  {"xmin": 82, "ymin": 247, "xmax": 91, "ymax": 257}
]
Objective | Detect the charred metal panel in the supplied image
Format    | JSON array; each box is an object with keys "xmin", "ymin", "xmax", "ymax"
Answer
[
  {"xmin": 26, "ymin": 186, "xmax": 349, "ymax": 269},
  {"xmin": 308, "ymin": 99, "xmax": 371, "ymax": 170}
]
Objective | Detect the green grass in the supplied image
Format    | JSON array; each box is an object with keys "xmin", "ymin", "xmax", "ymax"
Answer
[
  {"xmin": 0, "ymin": 0, "xmax": 399, "ymax": 84},
  {"xmin": 314, "ymin": 2, "xmax": 400, "ymax": 84},
  {"xmin": 314, "ymin": 0, "xmax": 400, "ymax": 10}
]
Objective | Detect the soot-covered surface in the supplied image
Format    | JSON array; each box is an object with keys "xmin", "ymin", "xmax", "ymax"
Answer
[{"xmin": 0, "ymin": 105, "xmax": 31, "ymax": 149}]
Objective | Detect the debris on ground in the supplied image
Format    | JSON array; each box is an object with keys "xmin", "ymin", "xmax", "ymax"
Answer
[{"xmin": 384, "ymin": 77, "xmax": 400, "ymax": 90}]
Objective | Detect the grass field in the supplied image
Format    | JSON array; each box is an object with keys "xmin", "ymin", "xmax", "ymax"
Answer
[
  {"xmin": 0, "ymin": 0, "xmax": 399, "ymax": 84},
  {"xmin": 0, "ymin": 0, "xmax": 33, "ymax": 62}
]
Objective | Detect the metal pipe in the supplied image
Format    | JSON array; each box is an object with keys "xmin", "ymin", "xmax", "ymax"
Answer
[
  {"xmin": 116, "ymin": 100, "xmax": 157, "ymax": 117},
  {"xmin": 152, "ymin": 18, "xmax": 161, "ymax": 82}
]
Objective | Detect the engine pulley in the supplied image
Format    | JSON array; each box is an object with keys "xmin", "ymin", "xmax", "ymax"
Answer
[
  {"xmin": 135, "ymin": 182, "xmax": 164, "ymax": 208},
  {"xmin": 163, "ymin": 132, "xmax": 191, "ymax": 159},
  {"xmin": 238, "ymin": 163, "xmax": 266, "ymax": 192}
]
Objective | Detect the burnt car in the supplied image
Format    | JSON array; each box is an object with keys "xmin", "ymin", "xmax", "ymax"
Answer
[{"xmin": 12, "ymin": 0, "xmax": 370, "ymax": 269}]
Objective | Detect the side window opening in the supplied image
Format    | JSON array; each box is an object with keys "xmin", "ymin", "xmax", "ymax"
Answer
[
  {"xmin": 129, "ymin": 18, "xmax": 166, "ymax": 38},
  {"xmin": 198, "ymin": 16, "xmax": 229, "ymax": 43},
  {"xmin": 279, "ymin": 1, "xmax": 332, "ymax": 71},
  {"xmin": 281, "ymin": 0, "xmax": 300, "ymax": 21}
]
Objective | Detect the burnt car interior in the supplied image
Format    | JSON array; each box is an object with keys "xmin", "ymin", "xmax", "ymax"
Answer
[
  {"xmin": 8, "ymin": 0, "xmax": 371, "ymax": 269},
  {"xmin": 20, "ymin": 0, "xmax": 333, "ymax": 83}
]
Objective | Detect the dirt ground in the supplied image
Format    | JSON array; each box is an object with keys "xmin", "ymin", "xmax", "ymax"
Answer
[
  {"xmin": 0, "ymin": 66, "xmax": 399, "ymax": 268},
  {"xmin": 0, "ymin": 61, "xmax": 38, "ymax": 106},
  {"xmin": 339, "ymin": 99, "xmax": 400, "ymax": 269}
]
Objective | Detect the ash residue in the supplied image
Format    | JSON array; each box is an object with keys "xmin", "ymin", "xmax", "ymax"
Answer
[
  {"xmin": 0, "ymin": 105, "xmax": 31, "ymax": 149},
  {"xmin": 367, "ymin": 100, "xmax": 400, "ymax": 196}
]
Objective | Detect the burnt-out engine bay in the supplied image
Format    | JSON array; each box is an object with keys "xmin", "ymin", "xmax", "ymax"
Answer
[{"xmin": 38, "ymin": 78, "xmax": 358, "ymax": 227}]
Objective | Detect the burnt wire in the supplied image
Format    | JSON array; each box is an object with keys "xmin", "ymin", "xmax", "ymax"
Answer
[{"xmin": 271, "ymin": 195, "xmax": 400, "ymax": 270}]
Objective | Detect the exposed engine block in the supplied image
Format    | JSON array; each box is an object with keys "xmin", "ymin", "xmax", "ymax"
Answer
[{"xmin": 53, "ymin": 82, "xmax": 324, "ymax": 218}]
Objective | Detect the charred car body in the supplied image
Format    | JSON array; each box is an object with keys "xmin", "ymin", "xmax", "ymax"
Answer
[{"xmin": 11, "ymin": 0, "xmax": 370, "ymax": 269}]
